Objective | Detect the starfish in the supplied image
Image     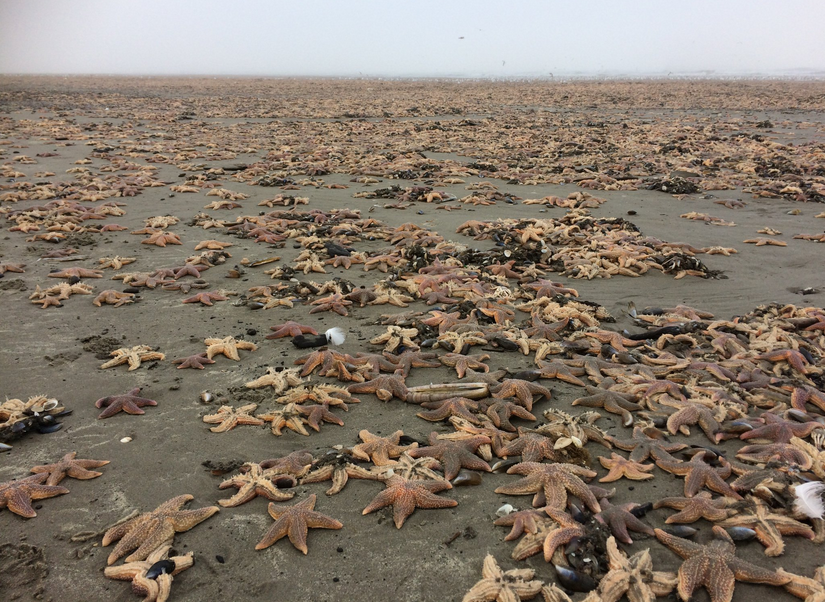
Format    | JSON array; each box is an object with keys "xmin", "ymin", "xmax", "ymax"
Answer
[
  {"xmin": 656, "ymin": 451, "xmax": 743, "ymax": 499},
  {"xmin": 598, "ymin": 453, "xmax": 654, "ymax": 482},
  {"xmin": 297, "ymin": 402, "xmax": 345, "ymax": 431},
  {"xmin": 95, "ymin": 387, "xmax": 158, "ymax": 419},
  {"xmin": 665, "ymin": 400, "xmax": 724, "ymax": 443},
  {"xmin": 0, "ymin": 473, "xmax": 69, "ymax": 518},
  {"xmin": 351, "ymin": 429, "xmax": 417, "ymax": 465},
  {"xmin": 494, "ymin": 507, "xmax": 549, "ymax": 541},
  {"xmin": 595, "ymin": 498, "xmax": 655, "ymax": 544},
  {"xmin": 598, "ymin": 536, "xmax": 678, "ymax": 602},
  {"xmin": 347, "ymin": 374, "xmax": 408, "ymax": 402},
  {"xmin": 255, "ymin": 494, "xmax": 342, "ymax": 553},
  {"xmin": 48, "ymin": 267, "xmax": 104, "ymax": 279},
  {"xmin": 717, "ymin": 497, "xmax": 815, "ymax": 556},
  {"xmin": 309, "ymin": 293, "xmax": 352, "ymax": 316},
  {"xmin": 258, "ymin": 451, "xmax": 315, "ymax": 477},
  {"xmin": 778, "ymin": 565, "xmax": 825, "ymax": 602},
  {"xmin": 461, "ymin": 554, "xmax": 543, "ymax": 602},
  {"xmin": 440, "ymin": 352, "xmax": 491, "ymax": 378},
  {"xmin": 371, "ymin": 326, "xmax": 419, "ymax": 353},
  {"xmin": 245, "ymin": 367, "xmax": 304, "ymax": 392},
  {"xmin": 362, "ymin": 475, "xmax": 457, "ymax": 528},
  {"xmin": 737, "ymin": 442, "xmax": 813, "ymax": 468},
  {"xmin": 172, "ymin": 352, "xmax": 215, "ymax": 370},
  {"xmin": 202, "ymin": 404, "xmax": 264, "ymax": 432},
  {"xmin": 370, "ymin": 452, "xmax": 445, "ymax": 482},
  {"xmin": 102, "ymin": 494, "xmax": 219, "ymax": 565},
  {"xmin": 204, "ymin": 336, "xmax": 257, "ymax": 360},
  {"xmin": 572, "ymin": 385, "xmax": 643, "ymax": 426},
  {"xmin": 495, "ymin": 428, "xmax": 570, "ymax": 464},
  {"xmin": 539, "ymin": 506, "xmax": 588, "ymax": 561},
  {"xmin": 417, "ymin": 396, "xmax": 482, "ymax": 424},
  {"xmin": 390, "ymin": 350, "xmax": 441, "ymax": 377},
  {"xmin": 182, "ymin": 291, "xmax": 228, "ymax": 306},
  {"xmin": 741, "ymin": 411, "xmax": 824, "ymax": 444},
  {"xmin": 300, "ymin": 452, "xmax": 380, "ymax": 495},
  {"xmin": 0, "ymin": 262, "xmax": 26, "ymax": 275},
  {"xmin": 103, "ymin": 544, "xmax": 192, "ymax": 602},
  {"xmin": 295, "ymin": 349, "xmax": 348, "ymax": 377},
  {"xmin": 29, "ymin": 451, "xmax": 109, "ymax": 486},
  {"xmin": 539, "ymin": 409, "xmax": 611, "ymax": 449},
  {"xmin": 743, "ymin": 237, "xmax": 787, "ymax": 246},
  {"xmin": 98, "ymin": 256, "xmax": 136, "ymax": 270},
  {"xmin": 654, "ymin": 525, "xmax": 790, "ymax": 602},
  {"xmin": 408, "ymin": 432, "xmax": 491, "ymax": 480},
  {"xmin": 491, "ymin": 379, "xmax": 552, "ymax": 411},
  {"xmin": 534, "ymin": 359, "xmax": 587, "ymax": 387},
  {"xmin": 141, "ymin": 230, "xmax": 182, "ymax": 247},
  {"xmin": 218, "ymin": 463, "xmax": 296, "ymax": 507},
  {"xmin": 93, "ymin": 290, "xmax": 136, "ymax": 307},
  {"xmin": 654, "ymin": 491, "xmax": 732, "ymax": 524},
  {"xmin": 484, "ymin": 399, "xmax": 537, "ymax": 431},
  {"xmin": 257, "ymin": 403, "xmax": 311, "ymax": 436},
  {"xmin": 266, "ymin": 320, "xmax": 318, "ymax": 339},
  {"xmin": 608, "ymin": 425, "xmax": 688, "ymax": 463},
  {"xmin": 495, "ymin": 461, "xmax": 601, "ymax": 512},
  {"xmin": 100, "ymin": 345, "xmax": 165, "ymax": 371}
]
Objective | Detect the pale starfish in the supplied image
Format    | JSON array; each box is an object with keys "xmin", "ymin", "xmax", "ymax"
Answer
[
  {"xmin": 103, "ymin": 544, "xmax": 192, "ymax": 602},
  {"xmin": 204, "ymin": 336, "xmax": 257, "ymax": 360},
  {"xmin": 100, "ymin": 345, "xmax": 165, "ymax": 371},
  {"xmin": 202, "ymin": 404, "xmax": 264, "ymax": 433},
  {"xmin": 218, "ymin": 463, "xmax": 296, "ymax": 506},
  {"xmin": 461, "ymin": 554, "xmax": 543, "ymax": 602}
]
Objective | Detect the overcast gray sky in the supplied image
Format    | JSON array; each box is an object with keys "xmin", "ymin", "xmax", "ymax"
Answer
[{"xmin": 1, "ymin": 0, "xmax": 824, "ymax": 77}]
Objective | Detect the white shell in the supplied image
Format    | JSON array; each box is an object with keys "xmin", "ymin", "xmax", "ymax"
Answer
[
  {"xmin": 496, "ymin": 504, "xmax": 515, "ymax": 517},
  {"xmin": 120, "ymin": 437, "xmax": 132, "ymax": 443}
]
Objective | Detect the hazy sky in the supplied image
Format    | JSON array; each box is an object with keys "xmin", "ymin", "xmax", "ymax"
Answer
[{"xmin": 1, "ymin": 0, "xmax": 824, "ymax": 77}]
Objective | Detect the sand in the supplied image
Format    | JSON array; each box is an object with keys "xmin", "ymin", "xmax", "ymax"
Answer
[{"xmin": 1, "ymin": 77, "xmax": 824, "ymax": 602}]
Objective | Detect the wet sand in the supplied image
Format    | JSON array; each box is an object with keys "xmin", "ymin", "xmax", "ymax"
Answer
[{"xmin": 1, "ymin": 77, "xmax": 824, "ymax": 602}]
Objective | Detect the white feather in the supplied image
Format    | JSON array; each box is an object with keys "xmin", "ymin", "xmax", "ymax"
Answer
[
  {"xmin": 325, "ymin": 327, "xmax": 346, "ymax": 346},
  {"xmin": 794, "ymin": 481, "xmax": 825, "ymax": 519}
]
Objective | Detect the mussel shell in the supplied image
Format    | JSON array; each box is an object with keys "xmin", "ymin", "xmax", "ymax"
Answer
[
  {"xmin": 0, "ymin": 442, "xmax": 11, "ymax": 452},
  {"xmin": 491, "ymin": 458, "xmax": 520, "ymax": 473},
  {"xmin": 629, "ymin": 502, "xmax": 653, "ymax": 518},
  {"xmin": 511, "ymin": 370, "xmax": 541, "ymax": 382},
  {"xmin": 664, "ymin": 525, "xmax": 697, "ymax": 538},
  {"xmin": 451, "ymin": 470, "xmax": 482, "ymax": 487},
  {"xmin": 726, "ymin": 527, "xmax": 757, "ymax": 541},
  {"xmin": 554, "ymin": 564, "xmax": 597, "ymax": 593},
  {"xmin": 36, "ymin": 422, "xmax": 63, "ymax": 434},
  {"xmin": 146, "ymin": 559, "xmax": 177, "ymax": 580},
  {"xmin": 273, "ymin": 475, "xmax": 297, "ymax": 489}
]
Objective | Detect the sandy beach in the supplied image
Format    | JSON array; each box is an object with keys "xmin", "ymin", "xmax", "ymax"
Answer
[{"xmin": 1, "ymin": 77, "xmax": 825, "ymax": 602}]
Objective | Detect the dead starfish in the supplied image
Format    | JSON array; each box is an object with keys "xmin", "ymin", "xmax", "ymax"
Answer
[
  {"xmin": 100, "ymin": 345, "xmax": 165, "ymax": 371},
  {"xmin": 204, "ymin": 336, "xmax": 257, "ymax": 361},
  {"xmin": 94, "ymin": 387, "xmax": 158, "ymax": 419},
  {"xmin": 29, "ymin": 451, "xmax": 109, "ymax": 486},
  {"xmin": 202, "ymin": 404, "xmax": 264, "ymax": 433}
]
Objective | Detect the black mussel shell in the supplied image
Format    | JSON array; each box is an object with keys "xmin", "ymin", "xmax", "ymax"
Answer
[
  {"xmin": 629, "ymin": 502, "xmax": 653, "ymax": 518},
  {"xmin": 146, "ymin": 559, "xmax": 177, "ymax": 580},
  {"xmin": 664, "ymin": 525, "xmax": 697, "ymax": 538},
  {"xmin": 554, "ymin": 564, "xmax": 598, "ymax": 592}
]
